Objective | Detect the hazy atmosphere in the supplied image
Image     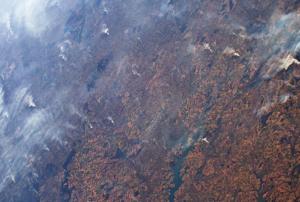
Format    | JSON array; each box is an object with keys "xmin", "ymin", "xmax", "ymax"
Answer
[{"xmin": 0, "ymin": 0, "xmax": 300, "ymax": 201}]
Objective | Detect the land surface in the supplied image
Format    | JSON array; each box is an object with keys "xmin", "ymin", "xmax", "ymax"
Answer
[{"xmin": 0, "ymin": 0, "xmax": 300, "ymax": 201}]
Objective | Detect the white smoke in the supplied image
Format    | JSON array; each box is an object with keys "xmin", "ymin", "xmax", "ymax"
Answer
[
  {"xmin": 0, "ymin": 0, "xmax": 83, "ymax": 192},
  {"xmin": 0, "ymin": 84, "xmax": 61, "ymax": 190},
  {"xmin": 0, "ymin": 0, "xmax": 54, "ymax": 36},
  {"xmin": 260, "ymin": 11, "xmax": 300, "ymax": 78}
]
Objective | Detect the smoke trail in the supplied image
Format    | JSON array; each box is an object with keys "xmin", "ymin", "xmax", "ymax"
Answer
[
  {"xmin": 1, "ymin": 0, "xmax": 298, "ymax": 199},
  {"xmin": 0, "ymin": 0, "xmax": 87, "ymax": 193}
]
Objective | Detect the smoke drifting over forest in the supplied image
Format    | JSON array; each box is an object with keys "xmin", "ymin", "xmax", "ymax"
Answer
[{"xmin": 0, "ymin": 0, "xmax": 300, "ymax": 201}]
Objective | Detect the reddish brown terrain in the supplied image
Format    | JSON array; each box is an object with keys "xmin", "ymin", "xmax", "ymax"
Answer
[
  {"xmin": 64, "ymin": 1, "xmax": 300, "ymax": 201},
  {"xmin": 1, "ymin": 0, "xmax": 300, "ymax": 202}
]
